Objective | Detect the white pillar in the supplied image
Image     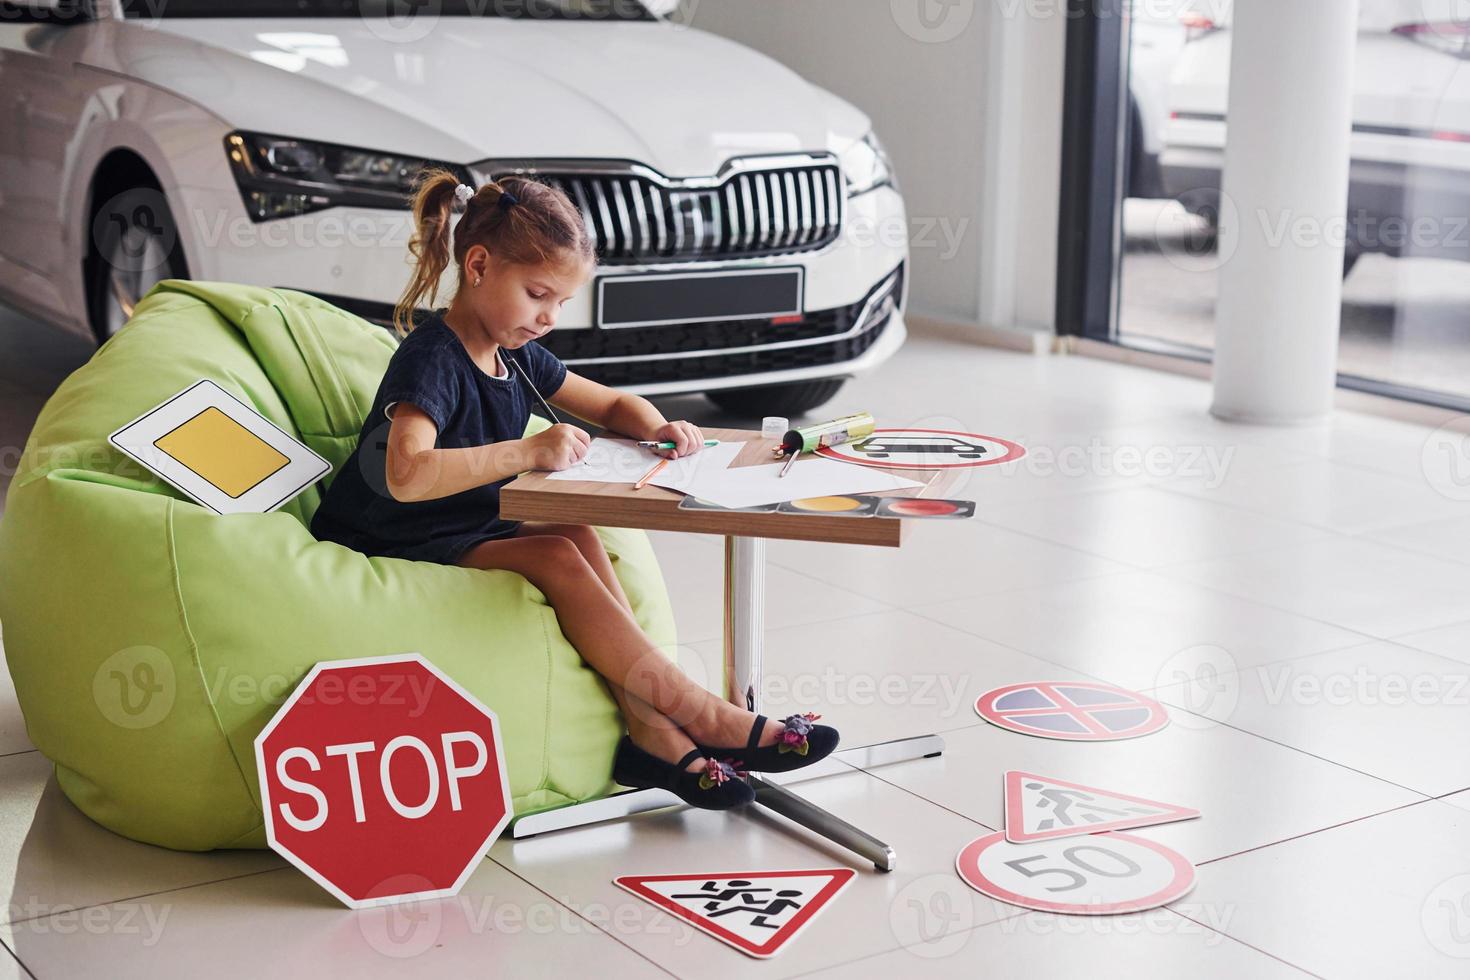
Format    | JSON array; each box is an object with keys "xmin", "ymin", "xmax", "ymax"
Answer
[{"xmin": 1211, "ymin": 0, "xmax": 1359, "ymax": 424}]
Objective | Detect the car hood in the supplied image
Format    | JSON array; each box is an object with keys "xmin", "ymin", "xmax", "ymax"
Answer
[{"xmin": 103, "ymin": 16, "xmax": 870, "ymax": 176}]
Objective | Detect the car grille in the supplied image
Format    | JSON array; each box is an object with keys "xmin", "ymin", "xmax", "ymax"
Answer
[{"xmin": 529, "ymin": 162, "xmax": 845, "ymax": 265}]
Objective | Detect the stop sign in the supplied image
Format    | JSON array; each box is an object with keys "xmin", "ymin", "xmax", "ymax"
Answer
[{"xmin": 253, "ymin": 653, "xmax": 512, "ymax": 908}]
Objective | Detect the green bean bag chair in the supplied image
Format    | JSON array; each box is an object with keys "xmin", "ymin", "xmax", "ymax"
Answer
[{"xmin": 0, "ymin": 279, "xmax": 676, "ymax": 851}]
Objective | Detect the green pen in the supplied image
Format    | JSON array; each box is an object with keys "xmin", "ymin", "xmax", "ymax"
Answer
[{"xmin": 637, "ymin": 439, "xmax": 721, "ymax": 450}]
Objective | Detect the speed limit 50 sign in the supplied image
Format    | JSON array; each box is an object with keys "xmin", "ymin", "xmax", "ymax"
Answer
[{"xmin": 955, "ymin": 830, "xmax": 1195, "ymax": 915}]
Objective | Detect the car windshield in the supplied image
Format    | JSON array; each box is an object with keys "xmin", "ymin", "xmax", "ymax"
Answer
[{"xmin": 120, "ymin": 0, "xmax": 654, "ymax": 19}]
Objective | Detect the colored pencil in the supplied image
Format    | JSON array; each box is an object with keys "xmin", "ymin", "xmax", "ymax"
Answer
[{"xmin": 634, "ymin": 457, "xmax": 669, "ymax": 490}]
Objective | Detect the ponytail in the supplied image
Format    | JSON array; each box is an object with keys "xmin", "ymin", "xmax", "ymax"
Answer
[
  {"xmin": 392, "ymin": 168, "xmax": 595, "ymax": 338},
  {"xmin": 393, "ymin": 168, "xmax": 459, "ymax": 338}
]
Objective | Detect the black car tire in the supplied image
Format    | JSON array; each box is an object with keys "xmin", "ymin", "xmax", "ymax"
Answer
[{"xmin": 85, "ymin": 184, "xmax": 190, "ymax": 344}]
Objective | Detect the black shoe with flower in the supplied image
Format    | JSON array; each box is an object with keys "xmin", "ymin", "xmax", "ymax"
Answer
[
  {"xmin": 610, "ymin": 736, "xmax": 755, "ymax": 810},
  {"xmin": 694, "ymin": 713, "xmax": 839, "ymax": 774}
]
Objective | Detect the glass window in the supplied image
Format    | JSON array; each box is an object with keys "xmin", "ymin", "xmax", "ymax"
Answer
[{"xmin": 1119, "ymin": 0, "xmax": 1470, "ymax": 403}]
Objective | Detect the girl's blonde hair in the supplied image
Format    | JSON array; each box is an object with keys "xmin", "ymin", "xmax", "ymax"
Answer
[{"xmin": 392, "ymin": 168, "xmax": 596, "ymax": 337}]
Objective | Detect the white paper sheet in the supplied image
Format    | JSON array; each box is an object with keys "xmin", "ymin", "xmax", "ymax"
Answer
[
  {"xmin": 650, "ymin": 455, "xmax": 924, "ymax": 509},
  {"xmin": 543, "ymin": 437, "xmax": 745, "ymax": 485}
]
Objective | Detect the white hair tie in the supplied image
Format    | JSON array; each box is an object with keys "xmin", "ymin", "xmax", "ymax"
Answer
[{"xmin": 454, "ymin": 183, "xmax": 475, "ymax": 204}]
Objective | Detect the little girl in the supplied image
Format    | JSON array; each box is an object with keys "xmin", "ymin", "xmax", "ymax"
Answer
[{"xmin": 311, "ymin": 170, "xmax": 838, "ymax": 811}]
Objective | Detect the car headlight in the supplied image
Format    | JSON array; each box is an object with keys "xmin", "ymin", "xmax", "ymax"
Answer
[
  {"xmin": 224, "ymin": 131, "xmax": 472, "ymax": 221},
  {"xmin": 840, "ymin": 131, "xmax": 897, "ymax": 197}
]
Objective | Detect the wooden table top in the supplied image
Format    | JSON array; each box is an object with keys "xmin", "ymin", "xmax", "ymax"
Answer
[{"xmin": 500, "ymin": 427, "xmax": 959, "ymax": 548}]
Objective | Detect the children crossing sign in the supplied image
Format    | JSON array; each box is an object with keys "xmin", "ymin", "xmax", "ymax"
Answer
[{"xmin": 614, "ymin": 869, "xmax": 855, "ymax": 958}]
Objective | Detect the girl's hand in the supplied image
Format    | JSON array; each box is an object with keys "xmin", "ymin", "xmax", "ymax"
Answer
[
  {"xmin": 527, "ymin": 424, "xmax": 592, "ymax": 471},
  {"xmin": 652, "ymin": 420, "xmax": 704, "ymax": 459}
]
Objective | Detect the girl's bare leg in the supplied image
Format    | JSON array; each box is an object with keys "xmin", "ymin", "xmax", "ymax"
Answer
[
  {"xmin": 511, "ymin": 523, "xmax": 695, "ymax": 763},
  {"xmin": 514, "ymin": 522, "xmax": 633, "ymax": 613},
  {"xmin": 459, "ymin": 533, "xmax": 781, "ymax": 768},
  {"xmin": 519, "ymin": 523, "xmax": 737, "ymax": 769}
]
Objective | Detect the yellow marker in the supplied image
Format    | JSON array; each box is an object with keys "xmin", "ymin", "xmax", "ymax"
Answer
[{"xmin": 153, "ymin": 407, "xmax": 290, "ymax": 498}]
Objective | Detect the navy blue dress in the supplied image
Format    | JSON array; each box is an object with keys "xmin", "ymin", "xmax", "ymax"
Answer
[{"xmin": 311, "ymin": 309, "xmax": 567, "ymax": 564}]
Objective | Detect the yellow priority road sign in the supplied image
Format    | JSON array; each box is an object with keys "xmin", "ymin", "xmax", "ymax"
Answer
[{"xmin": 109, "ymin": 379, "xmax": 330, "ymax": 515}]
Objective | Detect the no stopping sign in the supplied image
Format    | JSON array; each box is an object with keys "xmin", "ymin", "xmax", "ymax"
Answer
[{"xmin": 254, "ymin": 653, "xmax": 512, "ymax": 908}]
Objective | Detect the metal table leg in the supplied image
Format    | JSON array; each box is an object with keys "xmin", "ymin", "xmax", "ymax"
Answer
[
  {"xmin": 723, "ymin": 534, "xmax": 947, "ymax": 872},
  {"xmin": 723, "ymin": 536, "xmax": 765, "ymax": 712},
  {"xmin": 749, "ymin": 776, "xmax": 897, "ymax": 872}
]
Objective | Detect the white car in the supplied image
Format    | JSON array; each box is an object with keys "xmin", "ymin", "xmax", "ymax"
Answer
[
  {"xmin": 1127, "ymin": 1, "xmax": 1190, "ymax": 198},
  {"xmin": 0, "ymin": 0, "xmax": 910, "ymax": 416},
  {"xmin": 1160, "ymin": 0, "xmax": 1470, "ymax": 274}
]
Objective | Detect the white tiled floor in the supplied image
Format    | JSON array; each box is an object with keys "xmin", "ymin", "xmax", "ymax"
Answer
[
  {"xmin": 1152, "ymin": 639, "xmax": 1470, "ymax": 797},
  {"xmin": 1167, "ymin": 536, "xmax": 1470, "ymax": 639},
  {"xmin": 2, "ymin": 305, "xmax": 1467, "ymax": 977},
  {"xmin": 1396, "ymin": 617, "xmax": 1470, "ymax": 667}
]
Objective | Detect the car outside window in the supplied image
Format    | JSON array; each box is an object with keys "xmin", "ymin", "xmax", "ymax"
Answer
[{"xmin": 120, "ymin": 0, "xmax": 655, "ymax": 20}]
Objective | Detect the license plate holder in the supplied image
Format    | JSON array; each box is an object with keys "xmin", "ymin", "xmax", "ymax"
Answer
[{"xmin": 594, "ymin": 267, "xmax": 804, "ymax": 329}]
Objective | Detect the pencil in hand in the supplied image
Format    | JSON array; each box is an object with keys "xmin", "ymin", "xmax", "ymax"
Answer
[{"xmin": 506, "ymin": 353, "xmax": 560, "ymax": 424}]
